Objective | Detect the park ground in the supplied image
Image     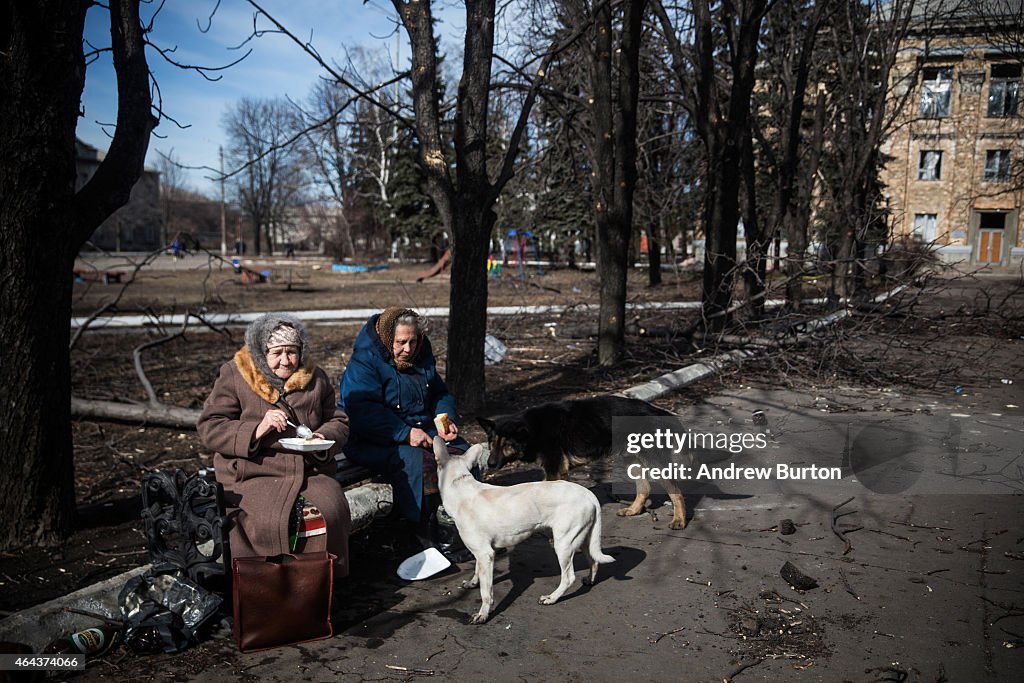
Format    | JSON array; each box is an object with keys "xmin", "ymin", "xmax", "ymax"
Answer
[{"xmin": 2, "ymin": 253, "xmax": 1022, "ymax": 681}]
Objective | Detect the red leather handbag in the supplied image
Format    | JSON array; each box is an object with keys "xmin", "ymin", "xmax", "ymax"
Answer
[{"xmin": 232, "ymin": 552, "xmax": 335, "ymax": 652}]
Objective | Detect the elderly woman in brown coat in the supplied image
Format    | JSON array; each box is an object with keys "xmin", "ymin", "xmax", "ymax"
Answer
[{"xmin": 198, "ymin": 313, "xmax": 351, "ymax": 576}]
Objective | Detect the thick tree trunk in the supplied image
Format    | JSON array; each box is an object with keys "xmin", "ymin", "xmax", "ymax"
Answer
[
  {"xmin": 591, "ymin": 2, "xmax": 619, "ymax": 363},
  {"xmin": 446, "ymin": 0, "xmax": 496, "ymax": 412},
  {"xmin": 251, "ymin": 219, "xmax": 262, "ymax": 257},
  {"xmin": 395, "ymin": 0, "xmax": 496, "ymax": 412},
  {"xmin": 0, "ymin": 3, "xmax": 86, "ymax": 549},
  {"xmin": 786, "ymin": 88, "xmax": 826, "ymax": 310},
  {"xmin": 832, "ymin": 186, "xmax": 858, "ymax": 300},
  {"xmin": 592, "ymin": 0, "xmax": 646, "ymax": 365},
  {"xmin": 693, "ymin": 1, "xmax": 768, "ymax": 331},
  {"xmin": 596, "ymin": 210, "xmax": 629, "ymax": 363},
  {"xmin": 446, "ymin": 206, "xmax": 494, "ymax": 413},
  {"xmin": 0, "ymin": 0, "xmax": 154, "ymax": 550},
  {"xmin": 648, "ymin": 224, "xmax": 662, "ymax": 287},
  {"xmin": 701, "ymin": 153, "xmax": 741, "ymax": 330}
]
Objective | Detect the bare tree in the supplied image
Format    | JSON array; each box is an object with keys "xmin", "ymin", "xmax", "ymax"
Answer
[
  {"xmin": 654, "ymin": 0, "xmax": 773, "ymax": 329},
  {"xmin": 820, "ymin": 0, "xmax": 918, "ymax": 299},
  {"xmin": 751, "ymin": 1, "xmax": 832, "ymax": 311},
  {"xmin": 589, "ymin": 0, "xmax": 649, "ymax": 363},
  {"xmin": 391, "ymin": 0, "xmax": 573, "ymax": 410},
  {"xmin": 299, "ymin": 54, "xmax": 407, "ymax": 260},
  {"xmin": 223, "ymin": 97, "xmax": 305, "ymax": 256},
  {"xmin": 0, "ymin": 0, "xmax": 155, "ymax": 549},
  {"xmin": 300, "ymin": 81, "xmax": 361, "ymax": 258}
]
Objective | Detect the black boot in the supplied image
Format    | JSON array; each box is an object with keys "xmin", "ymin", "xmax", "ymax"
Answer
[
  {"xmin": 435, "ymin": 505, "xmax": 473, "ymax": 564},
  {"xmin": 413, "ymin": 493, "xmax": 441, "ymax": 551}
]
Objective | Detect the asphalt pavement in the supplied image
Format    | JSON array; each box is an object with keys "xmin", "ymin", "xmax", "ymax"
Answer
[{"xmin": 3, "ymin": 381, "xmax": 1021, "ymax": 682}]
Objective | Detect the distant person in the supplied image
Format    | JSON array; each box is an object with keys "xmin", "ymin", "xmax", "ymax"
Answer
[
  {"xmin": 197, "ymin": 313, "xmax": 352, "ymax": 575},
  {"xmin": 170, "ymin": 236, "xmax": 184, "ymax": 259},
  {"xmin": 286, "ymin": 241, "xmax": 295, "ymax": 258},
  {"xmin": 338, "ymin": 307, "xmax": 470, "ymax": 561}
]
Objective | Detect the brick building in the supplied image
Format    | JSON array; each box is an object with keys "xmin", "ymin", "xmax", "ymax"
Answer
[{"xmin": 880, "ymin": 1, "xmax": 1023, "ymax": 267}]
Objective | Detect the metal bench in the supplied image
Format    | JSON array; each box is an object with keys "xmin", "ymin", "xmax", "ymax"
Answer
[{"xmin": 140, "ymin": 459, "xmax": 382, "ymax": 585}]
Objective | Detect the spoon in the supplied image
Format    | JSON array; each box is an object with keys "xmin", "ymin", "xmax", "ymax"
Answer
[{"xmin": 287, "ymin": 420, "xmax": 314, "ymax": 439}]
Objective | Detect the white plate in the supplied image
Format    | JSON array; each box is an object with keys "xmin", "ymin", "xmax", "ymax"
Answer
[
  {"xmin": 279, "ymin": 438, "xmax": 335, "ymax": 452},
  {"xmin": 397, "ymin": 547, "xmax": 452, "ymax": 581}
]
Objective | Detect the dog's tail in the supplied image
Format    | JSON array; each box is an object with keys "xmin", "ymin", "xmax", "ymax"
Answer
[{"xmin": 587, "ymin": 500, "xmax": 615, "ymax": 565}]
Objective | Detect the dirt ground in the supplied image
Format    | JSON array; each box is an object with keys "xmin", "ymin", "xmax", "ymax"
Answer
[{"xmin": 3, "ymin": 256, "xmax": 1022, "ymax": 680}]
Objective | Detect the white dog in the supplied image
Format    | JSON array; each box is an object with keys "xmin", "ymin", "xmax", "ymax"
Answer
[{"xmin": 433, "ymin": 437, "xmax": 614, "ymax": 624}]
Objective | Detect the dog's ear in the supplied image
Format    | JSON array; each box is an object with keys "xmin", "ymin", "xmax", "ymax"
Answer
[
  {"xmin": 477, "ymin": 416, "xmax": 496, "ymax": 438},
  {"xmin": 464, "ymin": 444, "xmax": 487, "ymax": 473},
  {"xmin": 505, "ymin": 419, "xmax": 532, "ymax": 443},
  {"xmin": 432, "ymin": 436, "xmax": 450, "ymax": 467}
]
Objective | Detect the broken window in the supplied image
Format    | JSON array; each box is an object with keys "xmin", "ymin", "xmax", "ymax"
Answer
[
  {"xmin": 920, "ymin": 67, "xmax": 953, "ymax": 118},
  {"xmin": 984, "ymin": 149, "xmax": 1011, "ymax": 182},
  {"xmin": 979, "ymin": 212, "xmax": 1006, "ymax": 231},
  {"xmin": 918, "ymin": 150, "xmax": 943, "ymax": 180},
  {"xmin": 987, "ymin": 64, "xmax": 1021, "ymax": 118}
]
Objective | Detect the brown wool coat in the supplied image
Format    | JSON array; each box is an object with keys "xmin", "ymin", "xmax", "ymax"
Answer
[{"xmin": 197, "ymin": 347, "xmax": 351, "ymax": 576}]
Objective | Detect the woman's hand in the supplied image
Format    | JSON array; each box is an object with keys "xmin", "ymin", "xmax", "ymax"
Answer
[
  {"xmin": 441, "ymin": 422, "xmax": 459, "ymax": 442},
  {"xmin": 255, "ymin": 408, "xmax": 289, "ymax": 440},
  {"xmin": 408, "ymin": 427, "xmax": 431, "ymax": 448}
]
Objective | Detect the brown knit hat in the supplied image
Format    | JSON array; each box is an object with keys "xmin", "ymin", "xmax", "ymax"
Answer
[{"xmin": 376, "ymin": 307, "xmax": 421, "ymax": 370}]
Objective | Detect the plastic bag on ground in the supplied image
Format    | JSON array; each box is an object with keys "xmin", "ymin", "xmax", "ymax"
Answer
[
  {"xmin": 118, "ymin": 567, "xmax": 223, "ymax": 653},
  {"xmin": 483, "ymin": 334, "xmax": 507, "ymax": 365}
]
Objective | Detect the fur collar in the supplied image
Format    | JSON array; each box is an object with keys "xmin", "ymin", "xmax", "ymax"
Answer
[{"xmin": 233, "ymin": 346, "xmax": 315, "ymax": 404}]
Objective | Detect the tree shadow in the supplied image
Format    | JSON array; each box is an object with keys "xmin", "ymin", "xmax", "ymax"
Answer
[{"xmin": 332, "ymin": 525, "xmax": 425, "ymax": 642}]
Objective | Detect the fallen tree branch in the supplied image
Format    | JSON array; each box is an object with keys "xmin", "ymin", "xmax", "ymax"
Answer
[
  {"xmin": 831, "ymin": 496, "xmax": 857, "ymax": 555},
  {"xmin": 73, "ymin": 310, "xmax": 230, "ymax": 428},
  {"xmin": 70, "ymin": 398, "xmax": 201, "ymax": 429},
  {"xmin": 723, "ymin": 657, "xmax": 764, "ymax": 682}
]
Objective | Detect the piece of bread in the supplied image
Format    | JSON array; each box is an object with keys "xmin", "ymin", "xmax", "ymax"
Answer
[{"xmin": 433, "ymin": 413, "xmax": 450, "ymax": 434}]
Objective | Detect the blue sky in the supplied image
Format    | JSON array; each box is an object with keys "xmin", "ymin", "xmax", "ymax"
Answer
[{"xmin": 79, "ymin": 1, "xmax": 454, "ymax": 195}]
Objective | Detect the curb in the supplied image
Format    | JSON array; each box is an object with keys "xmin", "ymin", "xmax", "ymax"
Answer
[
  {"xmin": 0, "ymin": 484, "xmax": 393, "ymax": 652},
  {"xmin": 0, "ymin": 565, "xmax": 150, "ymax": 651}
]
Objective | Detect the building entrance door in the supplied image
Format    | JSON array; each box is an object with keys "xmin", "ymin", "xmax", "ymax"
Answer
[
  {"xmin": 976, "ymin": 212, "xmax": 1006, "ymax": 265},
  {"xmin": 978, "ymin": 229, "xmax": 1002, "ymax": 264}
]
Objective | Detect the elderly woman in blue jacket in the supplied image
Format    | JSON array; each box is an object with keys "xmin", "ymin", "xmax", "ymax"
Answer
[{"xmin": 339, "ymin": 307, "xmax": 469, "ymax": 538}]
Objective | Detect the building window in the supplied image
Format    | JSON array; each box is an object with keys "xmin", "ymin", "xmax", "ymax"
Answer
[
  {"xmin": 913, "ymin": 213, "xmax": 938, "ymax": 242},
  {"xmin": 920, "ymin": 66, "xmax": 953, "ymax": 118},
  {"xmin": 984, "ymin": 149, "xmax": 1011, "ymax": 182},
  {"xmin": 987, "ymin": 64, "xmax": 1021, "ymax": 117},
  {"xmin": 918, "ymin": 150, "xmax": 943, "ymax": 180}
]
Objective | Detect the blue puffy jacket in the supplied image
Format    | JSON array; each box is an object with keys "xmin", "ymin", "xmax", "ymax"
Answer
[{"xmin": 338, "ymin": 314, "xmax": 467, "ymax": 520}]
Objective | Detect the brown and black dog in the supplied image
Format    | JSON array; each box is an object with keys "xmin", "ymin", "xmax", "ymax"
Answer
[{"xmin": 478, "ymin": 395, "xmax": 691, "ymax": 530}]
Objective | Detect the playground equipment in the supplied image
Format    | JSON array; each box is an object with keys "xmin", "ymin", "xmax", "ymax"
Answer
[{"xmin": 504, "ymin": 229, "xmax": 543, "ymax": 277}]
